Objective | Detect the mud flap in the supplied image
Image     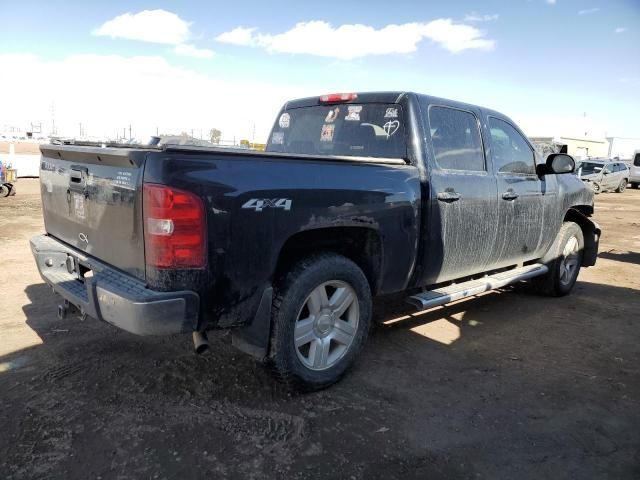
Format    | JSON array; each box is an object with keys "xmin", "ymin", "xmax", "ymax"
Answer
[
  {"xmin": 565, "ymin": 209, "xmax": 601, "ymax": 267},
  {"xmin": 231, "ymin": 287, "xmax": 273, "ymax": 360}
]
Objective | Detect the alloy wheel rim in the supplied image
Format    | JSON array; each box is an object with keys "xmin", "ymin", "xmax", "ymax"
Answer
[
  {"xmin": 294, "ymin": 280, "xmax": 359, "ymax": 371},
  {"xmin": 559, "ymin": 236, "xmax": 580, "ymax": 286}
]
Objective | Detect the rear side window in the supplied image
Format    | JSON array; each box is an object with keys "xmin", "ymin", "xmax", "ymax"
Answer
[
  {"xmin": 488, "ymin": 117, "xmax": 536, "ymax": 175},
  {"xmin": 634, "ymin": 153, "xmax": 640, "ymax": 167},
  {"xmin": 428, "ymin": 106, "xmax": 485, "ymax": 171},
  {"xmin": 266, "ymin": 104, "xmax": 406, "ymax": 159}
]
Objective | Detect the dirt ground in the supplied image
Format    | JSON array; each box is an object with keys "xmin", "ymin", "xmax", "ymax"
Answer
[{"xmin": 0, "ymin": 179, "xmax": 638, "ymax": 479}]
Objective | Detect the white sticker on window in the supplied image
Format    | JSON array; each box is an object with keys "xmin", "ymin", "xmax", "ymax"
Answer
[
  {"xmin": 325, "ymin": 107, "xmax": 340, "ymax": 123},
  {"xmin": 383, "ymin": 120, "xmax": 400, "ymax": 138},
  {"xmin": 271, "ymin": 131, "xmax": 284, "ymax": 145},
  {"xmin": 384, "ymin": 107, "xmax": 398, "ymax": 118},
  {"xmin": 320, "ymin": 124, "xmax": 335, "ymax": 142},
  {"xmin": 279, "ymin": 113, "xmax": 290, "ymax": 129},
  {"xmin": 345, "ymin": 106, "xmax": 362, "ymax": 121}
]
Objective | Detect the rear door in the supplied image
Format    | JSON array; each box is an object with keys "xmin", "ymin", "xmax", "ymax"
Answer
[
  {"xmin": 486, "ymin": 117, "xmax": 546, "ymax": 266},
  {"xmin": 418, "ymin": 104, "xmax": 499, "ymax": 285},
  {"xmin": 39, "ymin": 145, "xmax": 147, "ymax": 279},
  {"xmin": 601, "ymin": 163, "xmax": 616, "ymax": 189}
]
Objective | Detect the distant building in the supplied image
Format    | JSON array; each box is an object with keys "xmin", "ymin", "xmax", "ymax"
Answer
[
  {"xmin": 606, "ymin": 137, "xmax": 640, "ymax": 161},
  {"xmin": 529, "ymin": 136, "xmax": 609, "ymax": 160}
]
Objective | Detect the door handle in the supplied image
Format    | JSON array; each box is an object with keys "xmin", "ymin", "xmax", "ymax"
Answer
[
  {"xmin": 502, "ymin": 190, "xmax": 519, "ymax": 201},
  {"xmin": 437, "ymin": 190, "xmax": 461, "ymax": 202}
]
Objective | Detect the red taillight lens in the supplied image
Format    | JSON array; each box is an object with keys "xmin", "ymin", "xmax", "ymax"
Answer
[
  {"xmin": 143, "ymin": 184, "xmax": 206, "ymax": 269},
  {"xmin": 319, "ymin": 93, "xmax": 358, "ymax": 103}
]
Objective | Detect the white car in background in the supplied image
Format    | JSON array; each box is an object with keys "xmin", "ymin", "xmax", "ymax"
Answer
[
  {"xmin": 576, "ymin": 158, "xmax": 630, "ymax": 193},
  {"xmin": 630, "ymin": 150, "xmax": 640, "ymax": 189}
]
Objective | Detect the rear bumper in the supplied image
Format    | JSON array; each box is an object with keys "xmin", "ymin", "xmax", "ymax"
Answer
[{"xmin": 30, "ymin": 234, "xmax": 199, "ymax": 336}]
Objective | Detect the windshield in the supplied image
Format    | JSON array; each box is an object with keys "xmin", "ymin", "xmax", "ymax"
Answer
[
  {"xmin": 578, "ymin": 162, "xmax": 604, "ymax": 175},
  {"xmin": 265, "ymin": 104, "xmax": 406, "ymax": 159}
]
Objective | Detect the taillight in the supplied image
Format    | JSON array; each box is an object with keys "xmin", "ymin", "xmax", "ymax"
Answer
[
  {"xmin": 319, "ymin": 93, "xmax": 358, "ymax": 103},
  {"xmin": 143, "ymin": 184, "xmax": 206, "ymax": 269}
]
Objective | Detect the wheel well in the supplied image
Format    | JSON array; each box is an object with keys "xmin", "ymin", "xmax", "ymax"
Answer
[{"xmin": 274, "ymin": 227, "xmax": 383, "ymax": 294}]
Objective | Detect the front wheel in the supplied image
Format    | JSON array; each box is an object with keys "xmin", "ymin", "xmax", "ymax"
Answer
[
  {"xmin": 268, "ymin": 253, "xmax": 372, "ymax": 391},
  {"xmin": 533, "ymin": 221, "xmax": 584, "ymax": 297},
  {"xmin": 616, "ymin": 179, "xmax": 627, "ymax": 193}
]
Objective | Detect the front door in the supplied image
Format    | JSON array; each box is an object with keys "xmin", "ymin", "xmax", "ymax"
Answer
[
  {"xmin": 486, "ymin": 117, "xmax": 546, "ymax": 267},
  {"xmin": 419, "ymin": 105, "xmax": 499, "ymax": 285}
]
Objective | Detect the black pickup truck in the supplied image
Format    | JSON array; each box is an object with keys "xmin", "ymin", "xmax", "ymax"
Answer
[{"xmin": 31, "ymin": 91, "xmax": 600, "ymax": 390}]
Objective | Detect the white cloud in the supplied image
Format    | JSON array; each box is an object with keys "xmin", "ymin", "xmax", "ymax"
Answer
[
  {"xmin": 93, "ymin": 9, "xmax": 191, "ymax": 45},
  {"xmin": 546, "ymin": 0, "xmax": 557, "ymax": 4},
  {"xmin": 172, "ymin": 44, "xmax": 214, "ymax": 59},
  {"xmin": 464, "ymin": 13, "xmax": 499, "ymax": 22},
  {"xmin": 578, "ymin": 7, "xmax": 600, "ymax": 15},
  {"xmin": 216, "ymin": 20, "xmax": 495, "ymax": 59},
  {"xmin": 0, "ymin": 53, "xmax": 307, "ymax": 141},
  {"xmin": 614, "ymin": 27, "xmax": 627, "ymax": 33},
  {"xmin": 215, "ymin": 27, "xmax": 257, "ymax": 46}
]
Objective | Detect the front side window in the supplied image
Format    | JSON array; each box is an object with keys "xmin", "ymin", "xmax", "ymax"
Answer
[
  {"xmin": 428, "ymin": 106, "xmax": 485, "ymax": 171},
  {"xmin": 488, "ymin": 117, "xmax": 536, "ymax": 175}
]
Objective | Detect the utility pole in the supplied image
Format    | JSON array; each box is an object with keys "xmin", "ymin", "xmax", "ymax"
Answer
[
  {"xmin": 79, "ymin": 122, "xmax": 83, "ymax": 138},
  {"xmin": 128, "ymin": 124, "xmax": 132, "ymax": 140},
  {"xmin": 51, "ymin": 102, "xmax": 57, "ymax": 136}
]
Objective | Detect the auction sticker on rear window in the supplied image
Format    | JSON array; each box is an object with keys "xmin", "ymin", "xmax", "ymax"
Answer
[
  {"xmin": 345, "ymin": 106, "xmax": 362, "ymax": 121},
  {"xmin": 279, "ymin": 113, "xmax": 290, "ymax": 129},
  {"xmin": 384, "ymin": 107, "xmax": 398, "ymax": 118},
  {"xmin": 320, "ymin": 124, "xmax": 335, "ymax": 142},
  {"xmin": 73, "ymin": 193, "xmax": 86, "ymax": 220},
  {"xmin": 271, "ymin": 131, "xmax": 284, "ymax": 145}
]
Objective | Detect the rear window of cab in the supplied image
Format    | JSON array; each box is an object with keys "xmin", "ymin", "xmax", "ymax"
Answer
[{"xmin": 266, "ymin": 104, "xmax": 406, "ymax": 159}]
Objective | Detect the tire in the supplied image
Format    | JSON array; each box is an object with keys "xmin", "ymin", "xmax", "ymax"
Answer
[
  {"xmin": 616, "ymin": 179, "xmax": 627, "ymax": 193},
  {"xmin": 631, "ymin": 183, "xmax": 639, "ymax": 189},
  {"xmin": 268, "ymin": 253, "xmax": 372, "ymax": 391},
  {"xmin": 591, "ymin": 182, "xmax": 601, "ymax": 194},
  {"xmin": 533, "ymin": 222, "xmax": 584, "ymax": 297},
  {"xmin": 0, "ymin": 184, "xmax": 9, "ymax": 197}
]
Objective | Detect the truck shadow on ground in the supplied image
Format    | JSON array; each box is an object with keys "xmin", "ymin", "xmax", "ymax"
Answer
[
  {"xmin": 598, "ymin": 250, "xmax": 640, "ymax": 265},
  {"xmin": 1, "ymin": 279, "xmax": 639, "ymax": 479}
]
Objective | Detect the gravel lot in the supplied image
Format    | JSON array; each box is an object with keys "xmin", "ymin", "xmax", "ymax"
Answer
[{"xmin": 1, "ymin": 179, "xmax": 639, "ymax": 479}]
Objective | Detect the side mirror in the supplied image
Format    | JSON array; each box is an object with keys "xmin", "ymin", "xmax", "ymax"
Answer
[{"xmin": 538, "ymin": 153, "xmax": 575, "ymax": 175}]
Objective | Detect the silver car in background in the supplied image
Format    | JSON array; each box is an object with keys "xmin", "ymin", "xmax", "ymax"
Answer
[
  {"xmin": 630, "ymin": 150, "xmax": 640, "ymax": 189},
  {"xmin": 576, "ymin": 158, "xmax": 630, "ymax": 193}
]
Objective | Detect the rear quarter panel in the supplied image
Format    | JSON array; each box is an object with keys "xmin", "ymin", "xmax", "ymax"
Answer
[{"xmin": 144, "ymin": 152, "xmax": 421, "ymax": 328}]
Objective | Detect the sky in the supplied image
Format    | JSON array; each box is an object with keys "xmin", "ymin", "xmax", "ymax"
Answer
[{"xmin": 0, "ymin": 0, "xmax": 638, "ymax": 142}]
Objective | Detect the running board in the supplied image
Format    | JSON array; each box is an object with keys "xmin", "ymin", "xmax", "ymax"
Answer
[{"xmin": 407, "ymin": 263, "xmax": 548, "ymax": 310}]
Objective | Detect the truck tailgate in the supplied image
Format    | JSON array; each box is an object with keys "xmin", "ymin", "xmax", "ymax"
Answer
[{"xmin": 39, "ymin": 145, "xmax": 149, "ymax": 280}]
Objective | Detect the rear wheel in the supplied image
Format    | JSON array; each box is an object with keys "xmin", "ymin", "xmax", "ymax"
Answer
[
  {"xmin": 268, "ymin": 253, "xmax": 372, "ymax": 391},
  {"xmin": 616, "ymin": 179, "xmax": 627, "ymax": 193},
  {"xmin": 631, "ymin": 183, "xmax": 639, "ymax": 189},
  {"xmin": 533, "ymin": 222, "xmax": 584, "ymax": 297},
  {"xmin": 0, "ymin": 184, "xmax": 9, "ymax": 197}
]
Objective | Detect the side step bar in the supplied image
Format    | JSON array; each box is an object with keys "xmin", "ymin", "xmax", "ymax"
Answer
[{"xmin": 407, "ymin": 263, "xmax": 548, "ymax": 310}]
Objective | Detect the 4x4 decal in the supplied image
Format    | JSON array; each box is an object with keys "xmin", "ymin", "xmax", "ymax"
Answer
[{"xmin": 241, "ymin": 198, "xmax": 292, "ymax": 212}]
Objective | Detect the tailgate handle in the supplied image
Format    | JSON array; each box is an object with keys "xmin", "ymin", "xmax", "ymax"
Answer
[
  {"xmin": 69, "ymin": 167, "xmax": 87, "ymax": 183},
  {"xmin": 68, "ymin": 167, "xmax": 88, "ymax": 194}
]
